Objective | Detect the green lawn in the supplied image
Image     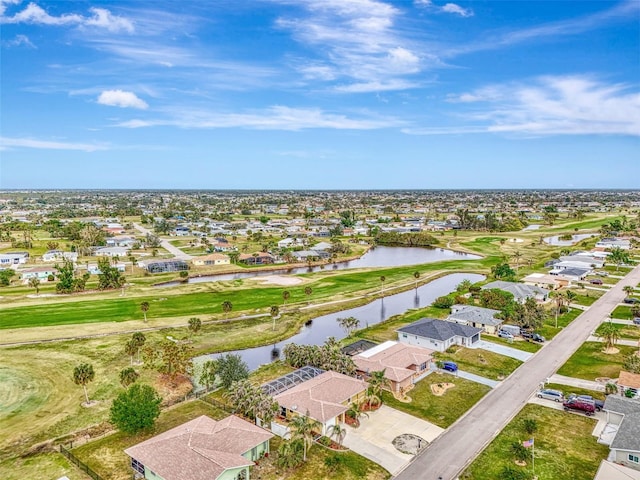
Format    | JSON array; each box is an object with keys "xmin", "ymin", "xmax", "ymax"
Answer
[
  {"xmin": 557, "ymin": 342, "xmax": 635, "ymax": 381},
  {"xmin": 434, "ymin": 346, "xmax": 522, "ymax": 380},
  {"xmin": 538, "ymin": 308, "xmax": 582, "ymax": 340},
  {"xmin": 461, "ymin": 404, "xmax": 609, "ymax": 480},
  {"xmin": 0, "ymin": 452, "xmax": 89, "ymax": 480},
  {"xmin": 611, "ymin": 305, "xmax": 635, "ymax": 320},
  {"xmin": 595, "ymin": 322, "xmax": 640, "ymax": 340},
  {"xmin": 382, "ymin": 372, "xmax": 490, "ymax": 428},
  {"xmin": 571, "ymin": 293, "xmax": 601, "ymax": 306}
]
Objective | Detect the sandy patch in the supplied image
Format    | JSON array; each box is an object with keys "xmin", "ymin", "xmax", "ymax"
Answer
[
  {"xmin": 508, "ymin": 238, "xmax": 524, "ymax": 243},
  {"xmin": 602, "ymin": 347, "xmax": 620, "ymax": 355},
  {"xmin": 26, "ymin": 293, "xmax": 57, "ymax": 298},
  {"xmin": 253, "ymin": 275, "xmax": 303, "ymax": 286},
  {"xmin": 430, "ymin": 382, "xmax": 455, "ymax": 396}
]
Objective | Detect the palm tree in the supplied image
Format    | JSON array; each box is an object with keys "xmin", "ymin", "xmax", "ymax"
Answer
[
  {"xmin": 131, "ymin": 332, "xmax": 146, "ymax": 364},
  {"xmin": 380, "ymin": 275, "xmax": 386, "ymax": 296},
  {"xmin": 368, "ymin": 369, "xmax": 390, "ymax": 397},
  {"xmin": 600, "ymin": 321, "xmax": 620, "ymax": 351},
  {"xmin": 347, "ymin": 401, "xmax": 368, "ymax": 428},
  {"xmin": 140, "ymin": 301, "xmax": 150, "ymax": 323},
  {"xmin": 222, "ymin": 300, "xmax": 233, "ymax": 319},
  {"xmin": 188, "ymin": 317, "xmax": 202, "ymax": 338},
  {"xmin": 413, "ymin": 271, "xmax": 420, "ymax": 291},
  {"xmin": 28, "ymin": 276, "xmax": 40, "ymax": 295},
  {"xmin": 327, "ymin": 424, "xmax": 346, "ymax": 447},
  {"xmin": 512, "ymin": 250, "xmax": 523, "ymax": 271},
  {"xmin": 290, "ymin": 412, "xmax": 320, "ymax": 462},
  {"xmin": 623, "ymin": 285, "xmax": 635, "ymax": 296},
  {"xmin": 73, "ymin": 363, "xmax": 95, "ymax": 404},
  {"xmin": 282, "ymin": 290, "xmax": 291, "ymax": 308},
  {"xmin": 304, "ymin": 286, "xmax": 312, "ymax": 304},
  {"xmin": 552, "ymin": 291, "xmax": 567, "ymax": 328},
  {"xmin": 565, "ymin": 290, "xmax": 577, "ymax": 304},
  {"xmin": 119, "ymin": 367, "xmax": 139, "ymax": 388},
  {"xmin": 124, "ymin": 339, "xmax": 137, "ymax": 366},
  {"xmin": 270, "ymin": 305, "xmax": 279, "ymax": 331},
  {"xmin": 337, "ymin": 316, "xmax": 360, "ymax": 336}
]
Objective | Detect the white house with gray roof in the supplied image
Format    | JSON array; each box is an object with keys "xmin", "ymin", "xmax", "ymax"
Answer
[
  {"xmin": 397, "ymin": 318, "xmax": 482, "ymax": 352},
  {"xmin": 447, "ymin": 304, "xmax": 504, "ymax": 335},
  {"xmin": 600, "ymin": 396, "xmax": 640, "ymax": 471},
  {"xmin": 481, "ymin": 281, "xmax": 550, "ymax": 304}
]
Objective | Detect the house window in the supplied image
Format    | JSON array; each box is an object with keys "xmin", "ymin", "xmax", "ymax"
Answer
[
  {"xmin": 629, "ymin": 454, "xmax": 639, "ymax": 463},
  {"xmin": 419, "ymin": 362, "xmax": 427, "ymax": 370},
  {"xmin": 131, "ymin": 458, "xmax": 145, "ymax": 475},
  {"xmin": 402, "ymin": 334, "xmax": 407, "ymax": 338}
]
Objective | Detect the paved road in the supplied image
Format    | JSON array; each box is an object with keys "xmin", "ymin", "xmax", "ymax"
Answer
[
  {"xmin": 133, "ymin": 223, "xmax": 193, "ymax": 260},
  {"xmin": 395, "ymin": 263, "xmax": 640, "ymax": 480}
]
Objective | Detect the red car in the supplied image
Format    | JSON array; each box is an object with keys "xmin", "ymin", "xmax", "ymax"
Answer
[{"xmin": 563, "ymin": 398, "xmax": 595, "ymax": 416}]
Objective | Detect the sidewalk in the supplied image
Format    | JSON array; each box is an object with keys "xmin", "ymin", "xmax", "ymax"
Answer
[
  {"xmin": 587, "ymin": 335, "xmax": 639, "ymax": 347},
  {"xmin": 471, "ymin": 340, "xmax": 534, "ymax": 362},
  {"xmin": 455, "ymin": 369, "xmax": 500, "ymax": 388}
]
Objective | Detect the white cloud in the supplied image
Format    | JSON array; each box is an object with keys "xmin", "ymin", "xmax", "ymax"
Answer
[
  {"xmin": 0, "ymin": 136, "xmax": 107, "ymax": 152},
  {"xmin": 275, "ymin": 0, "xmax": 425, "ymax": 92},
  {"xmin": 415, "ymin": 0, "xmax": 473, "ymax": 17},
  {"xmin": 0, "ymin": 2, "xmax": 134, "ymax": 32},
  {"xmin": 411, "ymin": 76, "xmax": 640, "ymax": 136},
  {"xmin": 114, "ymin": 105, "xmax": 402, "ymax": 131},
  {"xmin": 97, "ymin": 90, "xmax": 148, "ymax": 109},
  {"xmin": 3, "ymin": 33, "xmax": 35, "ymax": 47},
  {"xmin": 441, "ymin": 3, "xmax": 473, "ymax": 17},
  {"xmin": 84, "ymin": 7, "xmax": 134, "ymax": 33}
]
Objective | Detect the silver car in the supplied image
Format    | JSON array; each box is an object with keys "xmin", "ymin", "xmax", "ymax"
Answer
[{"xmin": 537, "ymin": 389, "xmax": 564, "ymax": 402}]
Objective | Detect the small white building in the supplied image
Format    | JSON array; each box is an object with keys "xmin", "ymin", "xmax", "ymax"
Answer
[
  {"xmin": 94, "ymin": 246, "xmax": 130, "ymax": 258},
  {"xmin": 20, "ymin": 266, "xmax": 58, "ymax": 283},
  {"xmin": 42, "ymin": 250, "xmax": 78, "ymax": 263},
  {"xmin": 0, "ymin": 252, "xmax": 29, "ymax": 266}
]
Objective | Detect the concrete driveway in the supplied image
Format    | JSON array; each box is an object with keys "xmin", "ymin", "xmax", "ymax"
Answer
[
  {"xmin": 472, "ymin": 339, "xmax": 534, "ymax": 362},
  {"xmin": 341, "ymin": 405, "xmax": 444, "ymax": 476}
]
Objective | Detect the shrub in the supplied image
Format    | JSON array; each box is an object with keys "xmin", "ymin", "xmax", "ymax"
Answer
[
  {"xmin": 110, "ymin": 384, "xmax": 161, "ymax": 434},
  {"xmin": 433, "ymin": 295, "xmax": 454, "ymax": 308}
]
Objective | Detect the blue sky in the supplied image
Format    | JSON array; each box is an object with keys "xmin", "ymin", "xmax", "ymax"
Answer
[{"xmin": 1, "ymin": 0, "xmax": 639, "ymax": 189}]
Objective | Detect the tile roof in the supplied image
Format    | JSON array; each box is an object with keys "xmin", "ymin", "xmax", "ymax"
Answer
[
  {"xmin": 448, "ymin": 305, "xmax": 503, "ymax": 327},
  {"xmin": 619, "ymin": 371, "xmax": 640, "ymax": 389},
  {"xmin": 273, "ymin": 371, "xmax": 367, "ymax": 424},
  {"xmin": 353, "ymin": 341, "xmax": 433, "ymax": 383},
  {"xmin": 397, "ymin": 318, "xmax": 482, "ymax": 341},
  {"xmin": 124, "ymin": 415, "xmax": 273, "ymax": 480}
]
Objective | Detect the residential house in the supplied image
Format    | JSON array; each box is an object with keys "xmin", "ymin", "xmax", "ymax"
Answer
[
  {"xmin": 238, "ymin": 253, "xmax": 274, "ymax": 265},
  {"xmin": 599, "ymin": 396, "xmax": 640, "ymax": 471},
  {"xmin": 87, "ymin": 263, "xmax": 126, "ymax": 275},
  {"xmin": 191, "ymin": 253, "xmax": 231, "ymax": 267},
  {"xmin": 211, "ymin": 242, "xmax": 237, "ymax": 253},
  {"xmin": 311, "ymin": 242, "xmax": 332, "ymax": 252},
  {"xmin": 548, "ymin": 267, "xmax": 590, "ymax": 282},
  {"xmin": 125, "ymin": 415, "xmax": 273, "ymax": 480},
  {"xmin": 352, "ymin": 340, "xmax": 433, "ymax": 394},
  {"xmin": 594, "ymin": 460, "xmax": 640, "ymax": 480},
  {"xmin": 20, "ymin": 267, "xmax": 58, "ymax": 283},
  {"xmin": 0, "ymin": 252, "xmax": 29, "ymax": 267},
  {"xmin": 481, "ymin": 281, "xmax": 550, "ymax": 303},
  {"xmin": 144, "ymin": 260, "xmax": 189, "ymax": 273},
  {"xmin": 268, "ymin": 370, "xmax": 367, "ymax": 437},
  {"xmin": 397, "ymin": 318, "xmax": 482, "ymax": 352},
  {"xmin": 618, "ymin": 371, "xmax": 640, "ymax": 399},
  {"xmin": 522, "ymin": 273, "xmax": 568, "ymax": 290},
  {"xmin": 105, "ymin": 236, "xmax": 137, "ymax": 248},
  {"xmin": 559, "ymin": 255, "xmax": 604, "ymax": 268},
  {"xmin": 94, "ymin": 246, "xmax": 130, "ymax": 258},
  {"xmin": 42, "ymin": 250, "xmax": 78, "ymax": 263},
  {"xmin": 447, "ymin": 304, "xmax": 504, "ymax": 334},
  {"xmin": 596, "ymin": 238, "xmax": 631, "ymax": 250}
]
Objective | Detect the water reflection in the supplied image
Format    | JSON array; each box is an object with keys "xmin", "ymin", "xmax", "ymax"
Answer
[{"xmin": 194, "ymin": 272, "xmax": 485, "ymax": 371}]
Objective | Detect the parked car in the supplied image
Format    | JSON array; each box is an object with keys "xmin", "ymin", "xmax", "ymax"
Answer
[
  {"xmin": 568, "ymin": 394, "xmax": 604, "ymax": 412},
  {"xmin": 532, "ymin": 333, "xmax": 546, "ymax": 343},
  {"xmin": 563, "ymin": 398, "xmax": 596, "ymax": 416},
  {"xmin": 589, "ymin": 279, "xmax": 603, "ymax": 285},
  {"xmin": 442, "ymin": 361, "xmax": 458, "ymax": 372},
  {"xmin": 498, "ymin": 330, "xmax": 514, "ymax": 339},
  {"xmin": 633, "ymin": 317, "xmax": 640, "ymax": 325},
  {"xmin": 595, "ymin": 271, "xmax": 609, "ymax": 277},
  {"xmin": 624, "ymin": 297, "xmax": 640, "ymax": 304},
  {"xmin": 521, "ymin": 331, "xmax": 533, "ymax": 340},
  {"xmin": 537, "ymin": 389, "xmax": 564, "ymax": 402}
]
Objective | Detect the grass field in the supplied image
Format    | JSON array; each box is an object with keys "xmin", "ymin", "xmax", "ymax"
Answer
[
  {"xmin": 538, "ymin": 308, "xmax": 583, "ymax": 340},
  {"xmin": 557, "ymin": 341, "xmax": 636, "ymax": 381},
  {"xmin": 434, "ymin": 347, "xmax": 522, "ymax": 380},
  {"xmin": 611, "ymin": 305, "xmax": 635, "ymax": 320},
  {"xmin": 482, "ymin": 336, "xmax": 542, "ymax": 353},
  {"xmin": 595, "ymin": 322, "xmax": 640, "ymax": 340},
  {"xmin": 461, "ymin": 404, "xmax": 609, "ymax": 480},
  {"xmin": 382, "ymin": 372, "xmax": 490, "ymax": 428}
]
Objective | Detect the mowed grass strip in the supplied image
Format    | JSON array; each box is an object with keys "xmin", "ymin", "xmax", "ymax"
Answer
[
  {"xmin": 0, "ymin": 261, "xmax": 491, "ymax": 330},
  {"xmin": 461, "ymin": 404, "xmax": 608, "ymax": 480},
  {"xmin": 611, "ymin": 305, "xmax": 635, "ymax": 320},
  {"xmin": 382, "ymin": 372, "xmax": 490, "ymax": 428},
  {"xmin": 557, "ymin": 342, "xmax": 636, "ymax": 381}
]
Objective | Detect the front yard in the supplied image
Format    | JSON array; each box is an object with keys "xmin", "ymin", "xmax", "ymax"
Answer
[
  {"xmin": 611, "ymin": 305, "xmax": 636, "ymax": 320},
  {"xmin": 434, "ymin": 346, "xmax": 522, "ymax": 380},
  {"xmin": 461, "ymin": 404, "xmax": 609, "ymax": 480},
  {"xmin": 382, "ymin": 372, "xmax": 490, "ymax": 428},
  {"xmin": 557, "ymin": 341, "xmax": 636, "ymax": 381}
]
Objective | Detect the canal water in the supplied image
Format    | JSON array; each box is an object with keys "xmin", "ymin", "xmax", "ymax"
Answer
[
  {"xmin": 194, "ymin": 272, "xmax": 485, "ymax": 371},
  {"xmin": 543, "ymin": 233, "xmax": 596, "ymax": 246},
  {"xmin": 158, "ymin": 246, "xmax": 480, "ymax": 287}
]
